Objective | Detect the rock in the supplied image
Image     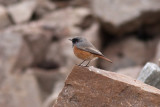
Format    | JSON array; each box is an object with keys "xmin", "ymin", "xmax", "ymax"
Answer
[
  {"xmin": 0, "ymin": 71, "xmax": 42, "ymax": 107},
  {"xmin": 0, "ymin": 0, "xmax": 18, "ymax": 6},
  {"xmin": 35, "ymin": 0, "xmax": 56, "ymax": 18},
  {"xmin": 54, "ymin": 66, "xmax": 160, "ymax": 107},
  {"xmin": 24, "ymin": 32, "xmax": 52, "ymax": 66},
  {"xmin": 100, "ymin": 37, "xmax": 157, "ymax": 71},
  {"xmin": 0, "ymin": 5, "xmax": 11, "ymax": 29},
  {"xmin": 116, "ymin": 66, "xmax": 142, "ymax": 79},
  {"xmin": 41, "ymin": 7, "xmax": 91, "ymax": 37},
  {"xmin": 43, "ymin": 79, "xmax": 64, "ymax": 107},
  {"xmin": 154, "ymin": 40, "xmax": 160, "ymax": 64},
  {"xmin": 1, "ymin": 20, "xmax": 55, "ymax": 66},
  {"xmin": 0, "ymin": 32, "xmax": 33, "ymax": 73},
  {"xmin": 91, "ymin": 0, "xmax": 160, "ymax": 35},
  {"xmin": 8, "ymin": 1, "xmax": 37, "ymax": 24},
  {"xmin": 137, "ymin": 62, "xmax": 160, "ymax": 89},
  {"xmin": 31, "ymin": 68, "xmax": 65, "ymax": 101}
]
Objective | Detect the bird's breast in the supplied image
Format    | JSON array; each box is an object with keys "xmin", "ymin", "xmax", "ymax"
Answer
[{"xmin": 73, "ymin": 46, "xmax": 96, "ymax": 60}]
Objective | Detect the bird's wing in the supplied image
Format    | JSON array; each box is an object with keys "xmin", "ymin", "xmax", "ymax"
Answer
[
  {"xmin": 84, "ymin": 47, "xmax": 103, "ymax": 56},
  {"xmin": 77, "ymin": 42, "xmax": 104, "ymax": 56}
]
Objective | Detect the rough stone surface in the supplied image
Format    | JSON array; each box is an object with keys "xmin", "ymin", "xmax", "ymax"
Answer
[
  {"xmin": 54, "ymin": 66, "xmax": 160, "ymax": 107},
  {"xmin": 91, "ymin": 0, "xmax": 160, "ymax": 35},
  {"xmin": 100, "ymin": 37, "xmax": 157, "ymax": 71},
  {"xmin": 116, "ymin": 66, "xmax": 142, "ymax": 79},
  {"xmin": 8, "ymin": 1, "xmax": 37, "ymax": 24},
  {"xmin": 0, "ymin": 5, "xmax": 11, "ymax": 29},
  {"xmin": 137, "ymin": 62, "xmax": 160, "ymax": 89}
]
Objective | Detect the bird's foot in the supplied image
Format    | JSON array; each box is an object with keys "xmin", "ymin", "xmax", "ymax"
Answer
[{"xmin": 75, "ymin": 64, "xmax": 82, "ymax": 66}]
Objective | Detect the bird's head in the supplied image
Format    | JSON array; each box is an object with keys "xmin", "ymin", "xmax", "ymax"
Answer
[{"xmin": 69, "ymin": 37, "xmax": 86, "ymax": 47}]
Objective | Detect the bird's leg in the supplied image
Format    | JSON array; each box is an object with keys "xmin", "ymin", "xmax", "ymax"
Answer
[
  {"xmin": 85, "ymin": 60, "xmax": 91, "ymax": 67},
  {"xmin": 77, "ymin": 60, "xmax": 86, "ymax": 66}
]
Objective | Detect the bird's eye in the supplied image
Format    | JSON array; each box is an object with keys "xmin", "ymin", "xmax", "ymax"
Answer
[{"xmin": 72, "ymin": 39, "xmax": 78, "ymax": 43}]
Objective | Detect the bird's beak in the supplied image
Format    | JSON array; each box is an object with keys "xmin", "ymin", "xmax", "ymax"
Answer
[{"xmin": 68, "ymin": 39, "xmax": 72, "ymax": 41}]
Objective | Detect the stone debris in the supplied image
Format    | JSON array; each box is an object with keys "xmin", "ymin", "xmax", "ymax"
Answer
[{"xmin": 137, "ymin": 62, "xmax": 160, "ymax": 89}]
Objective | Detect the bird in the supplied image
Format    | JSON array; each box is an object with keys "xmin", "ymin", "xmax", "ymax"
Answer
[{"xmin": 69, "ymin": 37, "xmax": 112, "ymax": 67}]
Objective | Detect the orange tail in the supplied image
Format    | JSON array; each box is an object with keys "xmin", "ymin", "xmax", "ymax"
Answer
[{"xmin": 97, "ymin": 55, "xmax": 112, "ymax": 63}]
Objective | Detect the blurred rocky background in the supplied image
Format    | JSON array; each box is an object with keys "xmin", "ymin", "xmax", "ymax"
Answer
[{"xmin": 0, "ymin": 0, "xmax": 160, "ymax": 107}]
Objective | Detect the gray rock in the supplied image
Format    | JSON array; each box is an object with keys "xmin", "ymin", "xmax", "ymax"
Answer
[
  {"xmin": 8, "ymin": 1, "xmax": 37, "ymax": 24},
  {"xmin": 137, "ymin": 62, "xmax": 160, "ymax": 89},
  {"xmin": 91, "ymin": 0, "xmax": 160, "ymax": 35},
  {"xmin": 0, "ymin": 5, "xmax": 11, "ymax": 29}
]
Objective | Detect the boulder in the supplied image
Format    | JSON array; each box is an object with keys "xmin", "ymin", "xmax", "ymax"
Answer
[
  {"xmin": 54, "ymin": 66, "xmax": 160, "ymax": 107},
  {"xmin": 2, "ymin": 20, "xmax": 55, "ymax": 66},
  {"xmin": 8, "ymin": 1, "xmax": 37, "ymax": 24},
  {"xmin": 0, "ymin": 32, "xmax": 33, "ymax": 73},
  {"xmin": 0, "ymin": 71, "xmax": 42, "ymax": 107},
  {"xmin": 99, "ymin": 37, "xmax": 157, "ymax": 71},
  {"xmin": 43, "ymin": 78, "xmax": 64, "ymax": 107},
  {"xmin": 91, "ymin": 0, "xmax": 160, "ymax": 35},
  {"xmin": 35, "ymin": 0, "xmax": 56, "ymax": 18},
  {"xmin": 41, "ymin": 7, "xmax": 91, "ymax": 38},
  {"xmin": 116, "ymin": 66, "xmax": 142, "ymax": 79},
  {"xmin": 31, "ymin": 68, "xmax": 65, "ymax": 101},
  {"xmin": 137, "ymin": 62, "xmax": 160, "ymax": 89},
  {"xmin": 0, "ymin": 5, "xmax": 11, "ymax": 29}
]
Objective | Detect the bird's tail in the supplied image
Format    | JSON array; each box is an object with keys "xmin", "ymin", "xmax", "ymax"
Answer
[{"xmin": 97, "ymin": 55, "xmax": 112, "ymax": 63}]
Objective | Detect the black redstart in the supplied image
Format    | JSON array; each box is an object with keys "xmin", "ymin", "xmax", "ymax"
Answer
[{"xmin": 69, "ymin": 37, "xmax": 112, "ymax": 66}]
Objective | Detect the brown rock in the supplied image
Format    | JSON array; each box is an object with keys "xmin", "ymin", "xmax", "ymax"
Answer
[
  {"xmin": 116, "ymin": 66, "xmax": 142, "ymax": 79},
  {"xmin": 0, "ymin": 5, "xmax": 11, "ymax": 29},
  {"xmin": 54, "ymin": 66, "xmax": 160, "ymax": 107},
  {"xmin": 100, "ymin": 37, "xmax": 157, "ymax": 71},
  {"xmin": 91, "ymin": 0, "xmax": 160, "ymax": 35}
]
